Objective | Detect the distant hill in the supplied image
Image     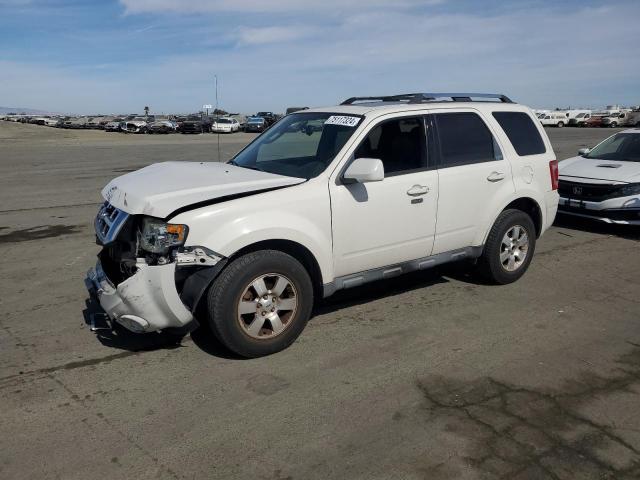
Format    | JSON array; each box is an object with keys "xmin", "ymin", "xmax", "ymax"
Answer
[{"xmin": 0, "ymin": 106, "xmax": 60, "ymax": 115}]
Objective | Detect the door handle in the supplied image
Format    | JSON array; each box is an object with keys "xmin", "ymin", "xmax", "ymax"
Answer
[
  {"xmin": 487, "ymin": 171, "xmax": 506, "ymax": 182},
  {"xmin": 407, "ymin": 185, "xmax": 429, "ymax": 196}
]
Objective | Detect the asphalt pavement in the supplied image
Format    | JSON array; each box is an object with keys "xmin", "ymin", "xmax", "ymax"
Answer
[{"xmin": 1, "ymin": 122, "xmax": 639, "ymax": 479}]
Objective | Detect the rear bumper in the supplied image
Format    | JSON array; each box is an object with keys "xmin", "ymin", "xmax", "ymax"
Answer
[
  {"xmin": 544, "ymin": 190, "xmax": 560, "ymax": 232},
  {"xmin": 85, "ymin": 260, "xmax": 194, "ymax": 333}
]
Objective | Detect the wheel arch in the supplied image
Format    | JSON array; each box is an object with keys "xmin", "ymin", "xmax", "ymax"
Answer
[
  {"xmin": 227, "ymin": 239, "xmax": 324, "ymax": 304},
  {"xmin": 180, "ymin": 239, "xmax": 325, "ymax": 315},
  {"xmin": 501, "ymin": 197, "xmax": 543, "ymax": 238},
  {"xmin": 478, "ymin": 196, "xmax": 544, "ymax": 248}
]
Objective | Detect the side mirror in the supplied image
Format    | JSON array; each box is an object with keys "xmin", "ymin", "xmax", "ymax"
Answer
[
  {"xmin": 578, "ymin": 148, "xmax": 590, "ymax": 156},
  {"xmin": 343, "ymin": 158, "xmax": 384, "ymax": 184}
]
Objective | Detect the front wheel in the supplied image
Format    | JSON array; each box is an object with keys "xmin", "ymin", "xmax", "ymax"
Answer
[
  {"xmin": 477, "ymin": 209, "xmax": 536, "ymax": 284},
  {"xmin": 557, "ymin": 121, "xmax": 564, "ymax": 128},
  {"xmin": 610, "ymin": 122, "xmax": 617, "ymax": 128},
  {"xmin": 206, "ymin": 250, "xmax": 314, "ymax": 358}
]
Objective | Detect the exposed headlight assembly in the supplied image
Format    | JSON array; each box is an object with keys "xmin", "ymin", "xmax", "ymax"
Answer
[
  {"xmin": 139, "ymin": 217, "xmax": 188, "ymax": 254},
  {"xmin": 619, "ymin": 183, "xmax": 640, "ymax": 197}
]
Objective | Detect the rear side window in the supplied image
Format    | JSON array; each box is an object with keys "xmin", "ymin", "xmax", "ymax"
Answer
[
  {"xmin": 492, "ymin": 112, "xmax": 546, "ymax": 156},
  {"xmin": 434, "ymin": 112, "xmax": 498, "ymax": 167}
]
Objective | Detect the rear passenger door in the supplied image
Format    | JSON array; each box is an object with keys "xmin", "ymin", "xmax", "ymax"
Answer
[{"xmin": 431, "ymin": 110, "xmax": 515, "ymax": 254}]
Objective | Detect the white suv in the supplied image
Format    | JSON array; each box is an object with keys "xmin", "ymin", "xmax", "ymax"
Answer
[{"xmin": 86, "ymin": 93, "xmax": 560, "ymax": 357}]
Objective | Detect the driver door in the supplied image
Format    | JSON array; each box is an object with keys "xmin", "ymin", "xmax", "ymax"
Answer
[{"xmin": 329, "ymin": 115, "xmax": 438, "ymax": 278}]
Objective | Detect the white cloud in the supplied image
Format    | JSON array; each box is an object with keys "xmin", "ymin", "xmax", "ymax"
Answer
[
  {"xmin": 2, "ymin": 2, "xmax": 638, "ymax": 113},
  {"xmin": 119, "ymin": 0, "xmax": 443, "ymax": 14},
  {"xmin": 235, "ymin": 26, "xmax": 317, "ymax": 46}
]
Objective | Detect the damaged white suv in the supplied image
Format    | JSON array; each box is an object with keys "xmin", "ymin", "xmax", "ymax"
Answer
[{"xmin": 86, "ymin": 93, "xmax": 559, "ymax": 357}]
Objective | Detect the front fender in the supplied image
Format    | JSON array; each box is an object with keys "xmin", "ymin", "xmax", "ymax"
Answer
[{"xmin": 172, "ymin": 184, "xmax": 334, "ymax": 283}]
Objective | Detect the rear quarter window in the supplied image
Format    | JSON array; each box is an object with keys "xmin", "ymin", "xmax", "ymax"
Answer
[{"xmin": 492, "ymin": 112, "xmax": 546, "ymax": 156}]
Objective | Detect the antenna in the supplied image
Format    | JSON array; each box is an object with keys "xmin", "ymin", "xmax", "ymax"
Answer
[{"xmin": 215, "ymin": 74, "xmax": 221, "ymax": 162}]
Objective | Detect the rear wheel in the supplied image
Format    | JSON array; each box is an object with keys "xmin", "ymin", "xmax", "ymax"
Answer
[
  {"xmin": 206, "ymin": 250, "xmax": 313, "ymax": 358},
  {"xmin": 477, "ymin": 209, "xmax": 536, "ymax": 284}
]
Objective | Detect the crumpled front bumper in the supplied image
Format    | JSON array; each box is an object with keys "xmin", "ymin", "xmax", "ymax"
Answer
[{"xmin": 85, "ymin": 260, "xmax": 194, "ymax": 333}]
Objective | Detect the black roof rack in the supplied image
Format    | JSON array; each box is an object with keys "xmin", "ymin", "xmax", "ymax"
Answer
[{"xmin": 340, "ymin": 92, "xmax": 514, "ymax": 105}]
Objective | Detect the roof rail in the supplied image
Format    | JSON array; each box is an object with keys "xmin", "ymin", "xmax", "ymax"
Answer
[{"xmin": 341, "ymin": 92, "xmax": 514, "ymax": 105}]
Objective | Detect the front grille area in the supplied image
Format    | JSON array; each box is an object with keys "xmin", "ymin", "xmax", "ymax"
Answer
[
  {"xmin": 95, "ymin": 202, "xmax": 129, "ymax": 245},
  {"xmin": 558, "ymin": 181, "xmax": 625, "ymax": 202}
]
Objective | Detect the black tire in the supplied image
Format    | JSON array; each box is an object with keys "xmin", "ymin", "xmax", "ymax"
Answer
[
  {"xmin": 477, "ymin": 209, "xmax": 536, "ymax": 285},
  {"xmin": 557, "ymin": 121, "xmax": 564, "ymax": 128},
  {"xmin": 610, "ymin": 122, "xmax": 617, "ymax": 128},
  {"xmin": 206, "ymin": 250, "xmax": 314, "ymax": 358}
]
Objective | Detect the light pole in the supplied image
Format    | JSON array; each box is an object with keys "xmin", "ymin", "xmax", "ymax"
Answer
[{"xmin": 214, "ymin": 74, "xmax": 221, "ymax": 162}]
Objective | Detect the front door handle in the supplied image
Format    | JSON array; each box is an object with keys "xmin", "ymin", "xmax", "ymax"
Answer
[
  {"xmin": 407, "ymin": 185, "xmax": 429, "ymax": 196},
  {"xmin": 487, "ymin": 171, "xmax": 506, "ymax": 182}
]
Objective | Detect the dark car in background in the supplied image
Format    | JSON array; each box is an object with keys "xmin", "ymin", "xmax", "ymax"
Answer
[
  {"xmin": 244, "ymin": 116, "xmax": 267, "ymax": 132},
  {"xmin": 585, "ymin": 115, "xmax": 606, "ymax": 128},
  {"xmin": 255, "ymin": 111, "xmax": 279, "ymax": 126},
  {"xmin": 104, "ymin": 118, "xmax": 125, "ymax": 132},
  {"xmin": 178, "ymin": 115, "xmax": 212, "ymax": 134}
]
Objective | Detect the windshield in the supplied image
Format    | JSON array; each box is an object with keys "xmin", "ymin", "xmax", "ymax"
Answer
[
  {"xmin": 230, "ymin": 112, "xmax": 361, "ymax": 179},
  {"xmin": 576, "ymin": 113, "xmax": 586, "ymax": 118},
  {"xmin": 586, "ymin": 133, "xmax": 640, "ymax": 162},
  {"xmin": 215, "ymin": 118, "xmax": 232, "ymax": 124},
  {"xmin": 248, "ymin": 118, "xmax": 264, "ymax": 123}
]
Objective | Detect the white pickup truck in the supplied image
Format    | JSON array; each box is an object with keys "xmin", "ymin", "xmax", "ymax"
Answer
[{"xmin": 86, "ymin": 92, "xmax": 559, "ymax": 357}]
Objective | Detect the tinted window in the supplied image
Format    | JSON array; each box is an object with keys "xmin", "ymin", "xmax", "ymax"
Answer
[
  {"xmin": 354, "ymin": 117, "xmax": 426, "ymax": 175},
  {"xmin": 435, "ymin": 113, "xmax": 497, "ymax": 167},
  {"xmin": 492, "ymin": 112, "xmax": 546, "ymax": 156}
]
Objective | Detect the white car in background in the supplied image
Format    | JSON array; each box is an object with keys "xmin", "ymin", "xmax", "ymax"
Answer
[
  {"xmin": 539, "ymin": 112, "xmax": 568, "ymax": 127},
  {"xmin": 123, "ymin": 117, "xmax": 148, "ymax": 133},
  {"xmin": 558, "ymin": 128, "xmax": 640, "ymax": 224},
  {"xmin": 211, "ymin": 117, "xmax": 240, "ymax": 133},
  {"xmin": 601, "ymin": 111, "xmax": 631, "ymax": 128}
]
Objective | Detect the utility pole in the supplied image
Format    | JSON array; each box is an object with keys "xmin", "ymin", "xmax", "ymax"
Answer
[{"xmin": 215, "ymin": 74, "xmax": 221, "ymax": 162}]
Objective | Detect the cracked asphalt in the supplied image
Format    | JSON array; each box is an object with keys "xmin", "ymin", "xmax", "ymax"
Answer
[{"xmin": 1, "ymin": 121, "xmax": 639, "ymax": 479}]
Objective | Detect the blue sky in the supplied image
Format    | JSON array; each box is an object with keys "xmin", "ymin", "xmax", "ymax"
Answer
[{"xmin": 1, "ymin": 0, "xmax": 638, "ymax": 114}]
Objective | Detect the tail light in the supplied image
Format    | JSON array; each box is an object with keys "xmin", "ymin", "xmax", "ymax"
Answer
[{"xmin": 549, "ymin": 160, "xmax": 559, "ymax": 190}]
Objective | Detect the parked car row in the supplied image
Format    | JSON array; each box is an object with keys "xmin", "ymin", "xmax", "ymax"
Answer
[
  {"xmin": 534, "ymin": 107, "xmax": 640, "ymax": 128},
  {"xmin": 1, "ymin": 112, "xmax": 274, "ymax": 134}
]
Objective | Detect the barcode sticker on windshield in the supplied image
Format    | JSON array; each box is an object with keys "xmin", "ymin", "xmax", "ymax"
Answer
[{"xmin": 325, "ymin": 116, "xmax": 360, "ymax": 127}]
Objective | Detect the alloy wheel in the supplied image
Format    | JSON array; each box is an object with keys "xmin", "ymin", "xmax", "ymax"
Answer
[
  {"xmin": 236, "ymin": 273, "xmax": 298, "ymax": 339},
  {"xmin": 500, "ymin": 225, "xmax": 529, "ymax": 272}
]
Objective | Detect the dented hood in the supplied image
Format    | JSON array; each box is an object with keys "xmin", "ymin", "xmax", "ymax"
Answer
[
  {"xmin": 560, "ymin": 156, "xmax": 640, "ymax": 183},
  {"xmin": 102, "ymin": 161, "xmax": 305, "ymax": 218}
]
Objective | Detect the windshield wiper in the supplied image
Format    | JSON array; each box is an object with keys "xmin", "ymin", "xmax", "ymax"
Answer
[{"xmin": 228, "ymin": 160, "xmax": 264, "ymax": 172}]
